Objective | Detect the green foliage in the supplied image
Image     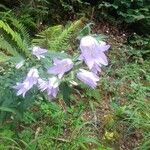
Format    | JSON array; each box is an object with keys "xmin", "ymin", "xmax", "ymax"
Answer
[
  {"xmin": 18, "ymin": 0, "xmax": 49, "ymax": 28},
  {"xmin": 35, "ymin": 101, "xmax": 101, "ymax": 149},
  {"xmin": 1, "ymin": 0, "xmax": 149, "ymax": 35},
  {"xmin": 0, "ymin": 18, "xmax": 87, "ymax": 123},
  {"xmin": 32, "ymin": 25, "xmax": 63, "ymax": 48},
  {"xmin": 60, "ymin": 81, "xmax": 72, "ymax": 107},
  {"xmin": 85, "ymin": 88, "xmax": 101, "ymax": 102},
  {"xmin": 59, "ymin": 0, "xmax": 90, "ymax": 11},
  {"xmin": 33, "ymin": 19, "xmax": 85, "ymax": 51},
  {"xmin": 120, "ymin": 65, "xmax": 150, "ymax": 149},
  {"xmin": 46, "ymin": 0, "xmax": 90, "ymax": 23},
  {"xmin": 0, "ymin": 0, "xmax": 49, "ymax": 30},
  {"xmin": 0, "ymin": 19, "xmax": 31, "ymax": 62},
  {"xmin": 0, "ymin": 100, "xmax": 104, "ymax": 149},
  {"xmin": 98, "ymin": 0, "xmax": 150, "ymax": 34},
  {"xmin": 0, "ymin": 65, "xmax": 37, "ymax": 123},
  {"xmin": 0, "ymin": 0, "xmax": 89, "ymax": 30},
  {"xmin": 0, "ymin": 127, "xmax": 17, "ymax": 150},
  {"xmin": 128, "ymin": 34, "xmax": 150, "ymax": 60}
]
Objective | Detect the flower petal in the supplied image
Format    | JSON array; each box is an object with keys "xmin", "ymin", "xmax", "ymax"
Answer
[{"xmin": 77, "ymin": 69, "xmax": 99, "ymax": 88}]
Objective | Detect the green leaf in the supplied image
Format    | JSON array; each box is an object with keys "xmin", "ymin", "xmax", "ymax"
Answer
[
  {"xmin": 85, "ymin": 88, "xmax": 101, "ymax": 101},
  {"xmin": 99, "ymin": 2, "xmax": 118, "ymax": 9},
  {"xmin": 78, "ymin": 23, "xmax": 93, "ymax": 38},
  {"xmin": 60, "ymin": 82, "xmax": 72, "ymax": 107},
  {"xmin": 0, "ymin": 107, "xmax": 16, "ymax": 113}
]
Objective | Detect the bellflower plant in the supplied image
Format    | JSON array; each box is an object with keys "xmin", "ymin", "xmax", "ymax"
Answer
[
  {"xmin": 0, "ymin": 22, "xmax": 112, "ymax": 123},
  {"xmin": 13, "ymin": 32, "xmax": 110, "ymax": 104}
]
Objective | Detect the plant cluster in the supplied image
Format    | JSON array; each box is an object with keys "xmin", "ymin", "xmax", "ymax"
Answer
[
  {"xmin": 0, "ymin": 18, "xmax": 110, "ymax": 122},
  {"xmin": 98, "ymin": 0, "xmax": 150, "ymax": 34},
  {"xmin": 12, "ymin": 35, "xmax": 110, "ymax": 114},
  {"xmin": 0, "ymin": 0, "xmax": 150, "ymax": 149},
  {"xmin": 1, "ymin": 0, "xmax": 150, "ymax": 34}
]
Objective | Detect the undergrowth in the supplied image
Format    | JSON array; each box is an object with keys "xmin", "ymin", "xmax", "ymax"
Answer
[{"xmin": 0, "ymin": 23, "xmax": 149, "ymax": 149}]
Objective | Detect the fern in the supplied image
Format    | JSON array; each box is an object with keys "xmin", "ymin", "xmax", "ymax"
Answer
[
  {"xmin": 50, "ymin": 19, "xmax": 84, "ymax": 51},
  {"xmin": 0, "ymin": 20, "xmax": 31, "ymax": 57},
  {"xmin": 0, "ymin": 36, "xmax": 19, "ymax": 56},
  {"xmin": 9, "ymin": 18, "xmax": 31, "ymax": 47},
  {"xmin": 32, "ymin": 25, "xmax": 63, "ymax": 48},
  {"xmin": 0, "ymin": 20, "xmax": 31, "ymax": 62},
  {"xmin": 32, "ymin": 19, "xmax": 85, "ymax": 51},
  {"xmin": 0, "ymin": 52, "xmax": 10, "ymax": 62}
]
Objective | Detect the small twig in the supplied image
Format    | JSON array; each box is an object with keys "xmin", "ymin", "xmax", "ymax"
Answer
[
  {"xmin": 90, "ymin": 7, "xmax": 95, "ymax": 20},
  {"xmin": 35, "ymin": 127, "xmax": 41, "ymax": 139}
]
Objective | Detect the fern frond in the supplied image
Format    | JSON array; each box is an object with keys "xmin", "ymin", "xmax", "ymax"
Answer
[
  {"xmin": 0, "ymin": 36, "xmax": 22, "ymax": 63},
  {"xmin": 32, "ymin": 19, "xmax": 85, "ymax": 51},
  {"xmin": 0, "ymin": 36, "xmax": 19, "ymax": 56},
  {"xmin": 9, "ymin": 18, "xmax": 31, "ymax": 47},
  {"xmin": 0, "ymin": 20, "xmax": 31, "ymax": 58},
  {"xmin": 49, "ymin": 19, "xmax": 84, "ymax": 51},
  {"xmin": 41, "ymin": 25, "xmax": 63, "ymax": 39},
  {"xmin": 32, "ymin": 25, "xmax": 63, "ymax": 48},
  {"xmin": 0, "ymin": 52, "xmax": 11, "ymax": 62}
]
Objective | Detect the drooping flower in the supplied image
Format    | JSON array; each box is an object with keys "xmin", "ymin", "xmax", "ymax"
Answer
[
  {"xmin": 77, "ymin": 69, "xmax": 99, "ymax": 88},
  {"xmin": 32, "ymin": 46, "xmax": 47, "ymax": 59},
  {"xmin": 38, "ymin": 77, "xmax": 59, "ymax": 99},
  {"xmin": 48, "ymin": 58, "xmax": 73, "ymax": 79},
  {"xmin": 99, "ymin": 41, "xmax": 110, "ymax": 52},
  {"xmin": 79, "ymin": 36, "xmax": 110, "ymax": 74},
  {"xmin": 13, "ymin": 68, "xmax": 39, "ymax": 97},
  {"xmin": 15, "ymin": 60, "xmax": 25, "ymax": 69}
]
